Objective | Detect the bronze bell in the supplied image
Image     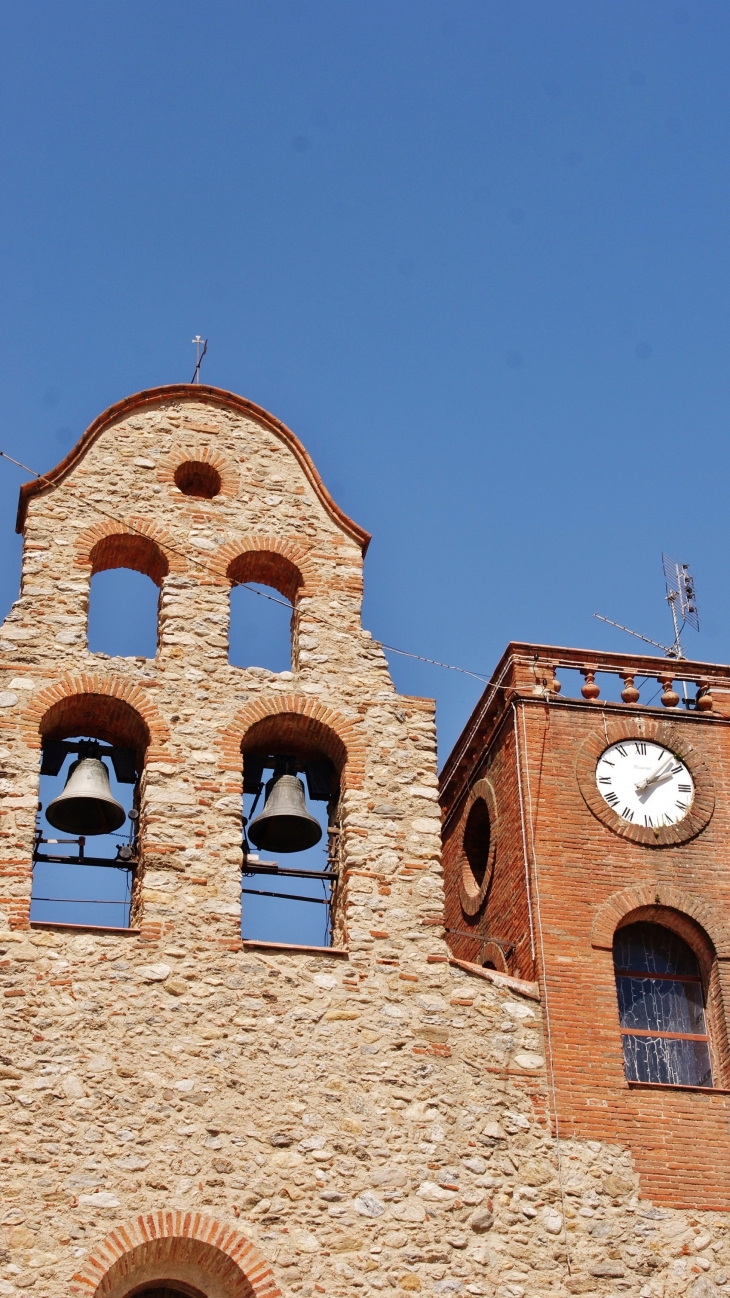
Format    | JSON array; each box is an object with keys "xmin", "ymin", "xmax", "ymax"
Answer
[
  {"xmin": 248, "ymin": 772, "xmax": 322, "ymax": 853},
  {"xmin": 46, "ymin": 756, "xmax": 126, "ymax": 836}
]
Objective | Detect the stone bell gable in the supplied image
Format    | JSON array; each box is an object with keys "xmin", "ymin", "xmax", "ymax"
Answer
[{"xmin": 1, "ymin": 384, "xmax": 442, "ymax": 945}]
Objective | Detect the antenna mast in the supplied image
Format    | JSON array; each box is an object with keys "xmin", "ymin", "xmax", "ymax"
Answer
[
  {"xmin": 191, "ymin": 336, "xmax": 208, "ymax": 384},
  {"xmin": 594, "ymin": 554, "xmax": 700, "ymax": 662},
  {"xmin": 662, "ymin": 553, "xmax": 699, "ymax": 661}
]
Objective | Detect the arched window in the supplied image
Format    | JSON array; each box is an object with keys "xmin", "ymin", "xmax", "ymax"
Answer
[
  {"xmin": 613, "ymin": 921, "xmax": 713, "ymax": 1088},
  {"xmin": 88, "ymin": 568, "xmax": 160, "ymax": 658},
  {"xmin": 87, "ymin": 532, "xmax": 169, "ymax": 660},
  {"xmin": 229, "ymin": 582, "xmax": 292, "ymax": 673},
  {"xmin": 227, "ymin": 552, "xmax": 302, "ymax": 674}
]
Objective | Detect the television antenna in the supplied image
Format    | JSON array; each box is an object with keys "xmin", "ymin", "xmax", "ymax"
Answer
[
  {"xmin": 594, "ymin": 554, "xmax": 700, "ymax": 662},
  {"xmin": 191, "ymin": 336, "xmax": 208, "ymax": 384}
]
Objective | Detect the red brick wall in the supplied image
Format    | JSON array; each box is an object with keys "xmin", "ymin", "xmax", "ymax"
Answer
[
  {"xmin": 442, "ymin": 712, "xmax": 537, "ymax": 982},
  {"xmin": 442, "ymin": 686, "xmax": 730, "ymax": 1210}
]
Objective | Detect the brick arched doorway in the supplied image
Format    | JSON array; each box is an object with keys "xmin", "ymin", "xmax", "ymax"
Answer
[{"xmin": 70, "ymin": 1212, "xmax": 281, "ymax": 1298}]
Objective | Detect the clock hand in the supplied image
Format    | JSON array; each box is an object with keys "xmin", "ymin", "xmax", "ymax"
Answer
[{"xmin": 635, "ymin": 754, "xmax": 674, "ymax": 793}]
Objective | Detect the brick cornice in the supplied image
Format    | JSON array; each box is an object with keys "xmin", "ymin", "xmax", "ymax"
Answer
[
  {"xmin": 15, "ymin": 383, "xmax": 371, "ymax": 554},
  {"xmin": 69, "ymin": 1210, "xmax": 281, "ymax": 1298},
  {"xmin": 591, "ymin": 882, "xmax": 730, "ymax": 957}
]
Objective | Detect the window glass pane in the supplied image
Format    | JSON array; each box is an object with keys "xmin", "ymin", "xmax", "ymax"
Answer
[
  {"xmin": 614, "ymin": 922, "xmax": 699, "ymax": 976},
  {"xmin": 622, "ymin": 1033, "xmax": 713, "ymax": 1088},
  {"xmin": 613, "ymin": 922, "xmax": 713, "ymax": 1088},
  {"xmin": 616, "ymin": 975, "xmax": 706, "ymax": 1035}
]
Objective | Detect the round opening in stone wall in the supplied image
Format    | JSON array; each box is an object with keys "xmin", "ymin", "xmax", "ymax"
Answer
[
  {"xmin": 174, "ymin": 460, "xmax": 222, "ymax": 499},
  {"xmin": 462, "ymin": 796, "xmax": 491, "ymax": 892}
]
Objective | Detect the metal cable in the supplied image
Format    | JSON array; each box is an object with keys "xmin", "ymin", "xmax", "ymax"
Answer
[{"xmin": 518, "ymin": 698, "xmax": 572, "ymax": 1272}]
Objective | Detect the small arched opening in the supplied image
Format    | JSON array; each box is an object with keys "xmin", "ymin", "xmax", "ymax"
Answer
[
  {"xmin": 613, "ymin": 917, "xmax": 716, "ymax": 1089},
  {"xmin": 480, "ymin": 940, "xmax": 510, "ymax": 974},
  {"xmin": 175, "ymin": 460, "xmax": 222, "ymax": 499},
  {"xmin": 227, "ymin": 551, "xmax": 303, "ymax": 675},
  {"xmin": 88, "ymin": 533, "xmax": 169, "ymax": 660},
  {"xmin": 34, "ymin": 693, "xmax": 150, "ymax": 929},
  {"xmin": 241, "ymin": 711, "xmax": 345, "ymax": 948}
]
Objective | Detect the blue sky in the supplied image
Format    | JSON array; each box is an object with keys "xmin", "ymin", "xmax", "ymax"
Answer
[{"xmin": 2, "ymin": 2, "xmax": 729, "ymax": 937}]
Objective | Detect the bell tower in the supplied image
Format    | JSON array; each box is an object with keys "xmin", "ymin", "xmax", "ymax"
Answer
[{"xmin": 440, "ymin": 641, "xmax": 730, "ymax": 1213}]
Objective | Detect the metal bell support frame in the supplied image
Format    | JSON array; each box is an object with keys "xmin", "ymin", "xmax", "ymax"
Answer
[
  {"xmin": 248, "ymin": 772, "xmax": 323, "ymax": 854},
  {"xmin": 46, "ymin": 745, "xmax": 126, "ymax": 837}
]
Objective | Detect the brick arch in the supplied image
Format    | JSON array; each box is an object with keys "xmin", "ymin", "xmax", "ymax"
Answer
[
  {"xmin": 22, "ymin": 674, "xmax": 173, "ymax": 769},
  {"xmin": 75, "ymin": 518, "xmax": 187, "ymax": 584},
  {"xmin": 158, "ymin": 440, "xmax": 238, "ymax": 499},
  {"xmin": 591, "ymin": 881, "xmax": 730, "ymax": 959},
  {"xmin": 219, "ymin": 695, "xmax": 365, "ymax": 789},
  {"xmin": 217, "ymin": 537, "xmax": 319, "ymax": 601},
  {"xmin": 69, "ymin": 1211, "xmax": 280, "ymax": 1298},
  {"xmin": 481, "ymin": 940, "xmax": 510, "ymax": 973}
]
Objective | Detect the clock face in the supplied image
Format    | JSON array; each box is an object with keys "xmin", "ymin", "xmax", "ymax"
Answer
[{"xmin": 596, "ymin": 739, "xmax": 695, "ymax": 829}]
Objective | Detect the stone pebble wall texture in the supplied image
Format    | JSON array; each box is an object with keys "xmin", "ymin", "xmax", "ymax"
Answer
[{"xmin": 0, "ymin": 386, "xmax": 721, "ymax": 1298}]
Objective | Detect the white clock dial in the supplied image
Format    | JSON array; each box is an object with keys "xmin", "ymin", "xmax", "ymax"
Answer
[{"xmin": 596, "ymin": 740, "xmax": 694, "ymax": 828}]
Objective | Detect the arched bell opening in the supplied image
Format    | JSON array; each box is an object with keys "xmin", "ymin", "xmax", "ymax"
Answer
[
  {"xmin": 88, "ymin": 533, "xmax": 169, "ymax": 660},
  {"xmin": 33, "ymin": 693, "xmax": 150, "ymax": 930},
  {"xmin": 240, "ymin": 713, "xmax": 345, "ymax": 948},
  {"xmin": 227, "ymin": 551, "xmax": 303, "ymax": 675}
]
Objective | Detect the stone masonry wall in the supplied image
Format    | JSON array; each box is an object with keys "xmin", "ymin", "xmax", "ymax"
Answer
[{"xmin": 0, "ymin": 387, "xmax": 722, "ymax": 1298}]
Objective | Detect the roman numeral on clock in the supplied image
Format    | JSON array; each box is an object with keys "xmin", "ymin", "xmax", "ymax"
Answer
[
  {"xmin": 622, "ymin": 807, "xmax": 634, "ymax": 821},
  {"xmin": 605, "ymin": 792, "xmax": 619, "ymax": 806},
  {"xmin": 634, "ymin": 742, "xmax": 646, "ymax": 755},
  {"xmin": 678, "ymin": 784, "xmax": 691, "ymax": 793},
  {"xmin": 615, "ymin": 745, "xmax": 627, "ymax": 757}
]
